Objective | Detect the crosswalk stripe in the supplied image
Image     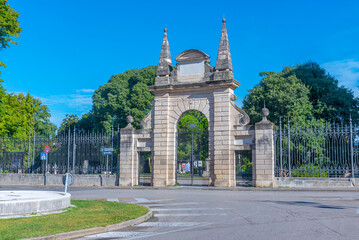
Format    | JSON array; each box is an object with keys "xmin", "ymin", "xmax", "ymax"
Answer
[
  {"xmin": 82, "ymin": 231, "xmax": 154, "ymax": 239},
  {"xmin": 106, "ymin": 198, "xmax": 119, "ymax": 202},
  {"xmin": 156, "ymin": 213, "xmax": 227, "ymax": 217},
  {"xmin": 133, "ymin": 198, "xmax": 172, "ymax": 203},
  {"xmin": 152, "ymin": 207, "xmax": 228, "ymax": 211},
  {"xmin": 144, "ymin": 202, "xmax": 201, "ymax": 207},
  {"xmin": 137, "ymin": 222, "xmax": 201, "ymax": 227}
]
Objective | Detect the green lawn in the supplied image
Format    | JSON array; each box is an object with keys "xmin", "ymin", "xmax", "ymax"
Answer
[{"xmin": 0, "ymin": 200, "xmax": 148, "ymax": 240}]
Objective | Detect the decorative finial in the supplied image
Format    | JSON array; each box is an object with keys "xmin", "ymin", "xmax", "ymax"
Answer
[
  {"xmin": 260, "ymin": 107, "xmax": 270, "ymax": 123},
  {"xmin": 164, "ymin": 27, "xmax": 167, "ymax": 33},
  {"xmin": 222, "ymin": 17, "xmax": 226, "ymax": 23},
  {"xmin": 126, "ymin": 115, "xmax": 134, "ymax": 124}
]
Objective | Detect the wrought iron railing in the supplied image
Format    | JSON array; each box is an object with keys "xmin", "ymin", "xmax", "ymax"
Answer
[
  {"xmin": 275, "ymin": 118, "xmax": 359, "ymax": 178},
  {"xmin": 0, "ymin": 130, "xmax": 120, "ymax": 175}
]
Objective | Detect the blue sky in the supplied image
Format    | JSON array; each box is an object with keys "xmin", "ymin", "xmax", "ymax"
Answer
[{"xmin": 1, "ymin": 0, "xmax": 359, "ymax": 126}]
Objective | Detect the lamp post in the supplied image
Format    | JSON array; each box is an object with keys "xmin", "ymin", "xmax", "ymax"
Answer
[{"xmin": 188, "ymin": 123, "xmax": 197, "ymax": 185}]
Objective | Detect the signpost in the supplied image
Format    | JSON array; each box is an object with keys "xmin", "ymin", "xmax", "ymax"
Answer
[
  {"xmin": 43, "ymin": 146, "xmax": 50, "ymax": 185},
  {"xmin": 40, "ymin": 152, "xmax": 47, "ymax": 161},
  {"xmin": 44, "ymin": 146, "xmax": 50, "ymax": 153},
  {"xmin": 62, "ymin": 173, "xmax": 74, "ymax": 193},
  {"xmin": 101, "ymin": 148, "xmax": 113, "ymax": 174}
]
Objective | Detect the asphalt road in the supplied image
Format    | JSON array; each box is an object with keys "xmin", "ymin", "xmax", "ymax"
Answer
[{"xmin": 1, "ymin": 186, "xmax": 359, "ymax": 240}]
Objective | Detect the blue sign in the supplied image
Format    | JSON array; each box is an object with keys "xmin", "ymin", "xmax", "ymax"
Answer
[
  {"xmin": 40, "ymin": 152, "xmax": 47, "ymax": 161},
  {"xmin": 102, "ymin": 151, "xmax": 112, "ymax": 155}
]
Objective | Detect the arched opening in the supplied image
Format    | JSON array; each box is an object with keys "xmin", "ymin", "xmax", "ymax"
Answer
[{"xmin": 176, "ymin": 110, "xmax": 209, "ymax": 186}]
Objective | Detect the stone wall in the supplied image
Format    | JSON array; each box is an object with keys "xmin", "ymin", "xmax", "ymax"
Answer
[{"xmin": 0, "ymin": 173, "xmax": 117, "ymax": 186}]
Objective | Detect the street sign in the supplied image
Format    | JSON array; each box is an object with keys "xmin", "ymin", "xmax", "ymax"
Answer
[
  {"xmin": 44, "ymin": 146, "xmax": 50, "ymax": 153},
  {"xmin": 102, "ymin": 151, "xmax": 112, "ymax": 155},
  {"xmin": 62, "ymin": 173, "xmax": 74, "ymax": 187},
  {"xmin": 40, "ymin": 152, "xmax": 47, "ymax": 161},
  {"xmin": 101, "ymin": 148, "xmax": 113, "ymax": 152},
  {"xmin": 63, "ymin": 173, "xmax": 74, "ymax": 193},
  {"xmin": 198, "ymin": 161, "xmax": 203, "ymax": 167}
]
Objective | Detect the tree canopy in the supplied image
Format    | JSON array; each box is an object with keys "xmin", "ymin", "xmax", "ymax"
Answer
[
  {"xmin": 61, "ymin": 66, "xmax": 157, "ymax": 132},
  {"xmin": 243, "ymin": 62, "xmax": 359, "ymax": 125},
  {"xmin": 294, "ymin": 62, "xmax": 359, "ymax": 122},
  {"xmin": 0, "ymin": 89, "xmax": 56, "ymax": 136},
  {"xmin": 243, "ymin": 67, "xmax": 313, "ymax": 125},
  {"xmin": 0, "ymin": 1, "xmax": 56, "ymax": 136},
  {"xmin": 0, "ymin": 0, "xmax": 21, "ymax": 69}
]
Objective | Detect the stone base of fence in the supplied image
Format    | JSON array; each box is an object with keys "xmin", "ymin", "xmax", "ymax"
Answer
[
  {"xmin": 275, "ymin": 177, "xmax": 358, "ymax": 188},
  {"xmin": 0, "ymin": 173, "xmax": 117, "ymax": 187}
]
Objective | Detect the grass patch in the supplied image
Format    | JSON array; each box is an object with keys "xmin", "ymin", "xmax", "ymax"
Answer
[{"xmin": 0, "ymin": 200, "xmax": 148, "ymax": 240}]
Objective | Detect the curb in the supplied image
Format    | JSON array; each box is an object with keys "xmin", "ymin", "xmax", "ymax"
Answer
[
  {"xmin": 2, "ymin": 185, "xmax": 359, "ymax": 192},
  {"xmin": 23, "ymin": 206, "xmax": 153, "ymax": 240}
]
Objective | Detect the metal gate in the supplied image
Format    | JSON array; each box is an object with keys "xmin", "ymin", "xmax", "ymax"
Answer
[
  {"xmin": 176, "ymin": 130, "xmax": 209, "ymax": 186},
  {"xmin": 235, "ymin": 150, "xmax": 253, "ymax": 186},
  {"xmin": 138, "ymin": 151, "xmax": 152, "ymax": 185}
]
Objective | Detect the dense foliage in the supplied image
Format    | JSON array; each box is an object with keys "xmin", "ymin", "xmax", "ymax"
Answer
[
  {"xmin": 243, "ymin": 62, "xmax": 359, "ymax": 125},
  {"xmin": 60, "ymin": 66, "xmax": 157, "ymax": 132},
  {"xmin": 294, "ymin": 62, "xmax": 359, "ymax": 122},
  {"xmin": 243, "ymin": 67, "xmax": 313, "ymax": 125},
  {"xmin": 0, "ymin": 1, "xmax": 56, "ymax": 136},
  {"xmin": 177, "ymin": 110, "xmax": 209, "ymax": 161},
  {"xmin": 0, "ymin": 0, "xmax": 21, "ymax": 70}
]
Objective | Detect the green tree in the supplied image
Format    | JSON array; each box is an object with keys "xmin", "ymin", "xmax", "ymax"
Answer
[
  {"xmin": 177, "ymin": 110, "xmax": 209, "ymax": 160},
  {"xmin": 59, "ymin": 114, "xmax": 79, "ymax": 133},
  {"xmin": 0, "ymin": 92, "xmax": 56, "ymax": 136},
  {"xmin": 91, "ymin": 66, "xmax": 156, "ymax": 131},
  {"xmin": 294, "ymin": 62, "xmax": 359, "ymax": 122},
  {"xmin": 77, "ymin": 112, "xmax": 95, "ymax": 132},
  {"xmin": 243, "ymin": 67, "xmax": 314, "ymax": 125},
  {"xmin": 0, "ymin": 0, "xmax": 21, "ymax": 70}
]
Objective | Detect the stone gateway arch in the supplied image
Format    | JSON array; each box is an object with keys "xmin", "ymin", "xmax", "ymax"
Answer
[{"xmin": 119, "ymin": 19, "xmax": 275, "ymax": 187}]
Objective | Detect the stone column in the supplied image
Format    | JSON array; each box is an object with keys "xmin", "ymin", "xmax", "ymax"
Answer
[
  {"xmin": 212, "ymin": 89, "xmax": 236, "ymax": 187},
  {"xmin": 152, "ymin": 93, "xmax": 176, "ymax": 187},
  {"xmin": 253, "ymin": 108, "xmax": 275, "ymax": 187},
  {"xmin": 119, "ymin": 116, "xmax": 138, "ymax": 186}
]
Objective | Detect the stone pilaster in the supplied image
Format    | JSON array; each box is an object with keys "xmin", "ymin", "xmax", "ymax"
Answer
[
  {"xmin": 253, "ymin": 108, "xmax": 275, "ymax": 187},
  {"xmin": 119, "ymin": 117, "xmax": 138, "ymax": 186},
  {"xmin": 212, "ymin": 89, "xmax": 236, "ymax": 187},
  {"xmin": 152, "ymin": 94, "xmax": 176, "ymax": 187}
]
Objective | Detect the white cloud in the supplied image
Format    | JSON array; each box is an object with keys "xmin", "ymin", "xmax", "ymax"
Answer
[
  {"xmin": 36, "ymin": 89, "xmax": 94, "ymax": 126},
  {"xmin": 323, "ymin": 59, "xmax": 359, "ymax": 97},
  {"xmin": 76, "ymin": 89, "xmax": 95, "ymax": 93}
]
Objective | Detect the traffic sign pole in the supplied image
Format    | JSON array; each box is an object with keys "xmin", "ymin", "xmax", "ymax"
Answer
[
  {"xmin": 106, "ymin": 155, "xmax": 109, "ymax": 175},
  {"xmin": 65, "ymin": 173, "xmax": 69, "ymax": 193}
]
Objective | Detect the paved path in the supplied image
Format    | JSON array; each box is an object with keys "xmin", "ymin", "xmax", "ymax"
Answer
[
  {"xmin": 1, "ymin": 186, "xmax": 358, "ymax": 239},
  {"xmin": 65, "ymin": 187, "xmax": 359, "ymax": 240}
]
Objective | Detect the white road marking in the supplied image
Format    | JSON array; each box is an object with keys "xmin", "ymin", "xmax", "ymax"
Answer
[
  {"xmin": 82, "ymin": 231, "xmax": 154, "ymax": 238},
  {"xmin": 132, "ymin": 198, "xmax": 172, "ymax": 203},
  {"xmin": 138, "ymin": 222, "xmax": 201, "ymax": 227},
  {"xmin": 125, "ymin": 223, "xmax": 213, "ymax": 240},
  {"xmin": 106, "ymin": 198, "xmax": 119, "ymax": 202},
  {"xmin": 152, "ymin": 207, "xmax": 229, "ymax": 211},
  {"xmin": 156, "ymin": 213, "xmax": 227, "ymax": 217},
  {"xmin": 144, "ymin": 202, "xmax": 201, "ymax": 207}
]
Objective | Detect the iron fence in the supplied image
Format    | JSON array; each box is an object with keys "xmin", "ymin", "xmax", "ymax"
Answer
[
  {"xmin": 176, "ymin": 130, "xmax": 209, "ymax": 185},
  {"xmin": 275, "ymin": 118, "xmax": 359, "ymax": 178},
  {"xmin": 0, "ymin": 129, "xmax": 120, "ymax": 175}
]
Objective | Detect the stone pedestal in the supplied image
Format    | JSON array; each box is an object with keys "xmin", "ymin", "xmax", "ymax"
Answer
[
  {"xmin": 119, "ymin": 122, "xmax": 138, "ymax": 186},
  {"xmin": 253, "ymin": 120, "xmax": 275, "ymax": 187}
]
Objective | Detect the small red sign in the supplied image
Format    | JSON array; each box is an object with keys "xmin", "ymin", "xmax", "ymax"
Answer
[{"xmin": 44, "ymin": 146, "xmax": 51, "ymax": 153}]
